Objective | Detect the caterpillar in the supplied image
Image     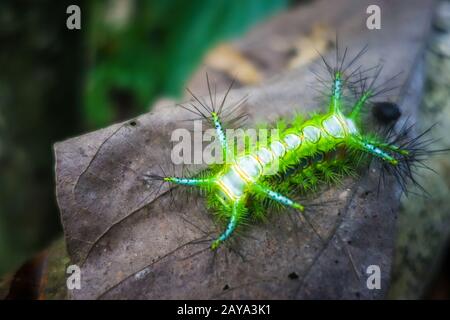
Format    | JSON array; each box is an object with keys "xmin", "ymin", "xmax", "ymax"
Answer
[{"xmin": 145, "ymin": 46, "xmax": 444, "ymax": 251}]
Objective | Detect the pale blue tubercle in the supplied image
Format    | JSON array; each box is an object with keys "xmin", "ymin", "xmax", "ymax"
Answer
[
  {"xmin": 169, "ymin": 177, "xmax": 210, "ymax": 186},
  {"xmin": 334, "ymin": 78, "xmax": 342, "ymax": 100},
  {"xmin": 218, "ymin": 214, "xmax": 237, "ymax": 242},
  {"xmin": 360, "ymin": 141, "xmax": 397, "ymax": 164},
  {"xmin": 266, "ymin": 189, "xmax": 295, "ymax": 206},
  {"xmin": 212, "ymin": 201, "xmax": 240, "ymax": 249},
  {"xmin": 212, "ymin": 112, "xmax": 227, "ymax": 156},
  {"xmin": 330, "ymin": 73, "xmax": 343, "ymax": 113},
  {"xmin": 258, "ymin": 185, "xmax": 304, "ymax": 210}
]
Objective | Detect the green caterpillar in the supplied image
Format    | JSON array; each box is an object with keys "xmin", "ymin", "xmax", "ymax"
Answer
[{"xmin": 146, "ymin": 47, "xmax": 437, "ymax": 250}]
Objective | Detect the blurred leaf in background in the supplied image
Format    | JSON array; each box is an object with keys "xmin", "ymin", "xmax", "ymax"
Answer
[{"xmin": 84, "ymin": 0, "xmax": 288, "ymax": 128}]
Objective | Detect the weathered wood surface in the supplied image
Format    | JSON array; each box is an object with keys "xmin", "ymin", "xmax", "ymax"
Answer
[{"xmin": 55, "ymin": 0, "xmax": 433, "ymax": 299}]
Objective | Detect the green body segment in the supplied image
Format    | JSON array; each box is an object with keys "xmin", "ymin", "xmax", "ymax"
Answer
[{"xmin": 164, "ymin": 74, "xmax": 407, "ymax": 249}]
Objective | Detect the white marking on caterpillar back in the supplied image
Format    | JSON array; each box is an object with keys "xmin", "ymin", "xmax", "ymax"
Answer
[
  {"xmin": 345, "ymin": 118, "xmax": 358, "ymax": 134},
  {"xmin": 235, "ymin": 155, "xmax": 262, "ymax": 181},
  {"xmin": 255, "ymin": 147, "xmax": 273, "ymax": 165},
  {"xmin": 217, "ymin": 168, "xmax": 245, "ymax": 199},
  {"xmin": 323, "ymin": 115, "xmax": 345, "ymax": 138},
  {"xmin": 303, "ymin": 126, "xmax": 321, "ymax": 143},
  {"xmin": 284, "ymin": 134, "xmax": 302, "ymax": 150},
  {"xmin": 270, "ymin": 141, "xmax": 286, "ymax": 157}
]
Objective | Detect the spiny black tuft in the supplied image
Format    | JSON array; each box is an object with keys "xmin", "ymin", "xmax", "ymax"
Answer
[
  {"xmin": 377, "ymin": 121, "xmax": 449, "ymax": 196},
  {"xmin": 177, "ymin": 73, "xmax": 249, "ymax": 129},
  {"xmin": 372, "ymin": 101, "xmax": 402, "ymax": 124}
]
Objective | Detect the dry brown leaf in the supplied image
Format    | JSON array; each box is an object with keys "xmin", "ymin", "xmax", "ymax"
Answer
[
  {"xmin": 204, "ymin": 43, "xmax": 263, "ymax": 85},
  {"xmin": 288, "ymin": 24, "xmax": 332, "ymax": 70}
]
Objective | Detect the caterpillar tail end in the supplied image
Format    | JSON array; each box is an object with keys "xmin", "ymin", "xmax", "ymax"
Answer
[
  {"xmin": 293, "ymin": 203, "xmax": 305, "ymax": 212},
  {"xmin": 389, "ymin": 159, "xmax": 399, "ymax": 166},
  {"xmin": 211, "ymin": 239, "xmax": 222, "ymax": 251}
]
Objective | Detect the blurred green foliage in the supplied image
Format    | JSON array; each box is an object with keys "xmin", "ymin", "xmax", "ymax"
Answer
[{"xmin": 85, "ymin": 0, "xmax": 288, "ymax": 128}]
